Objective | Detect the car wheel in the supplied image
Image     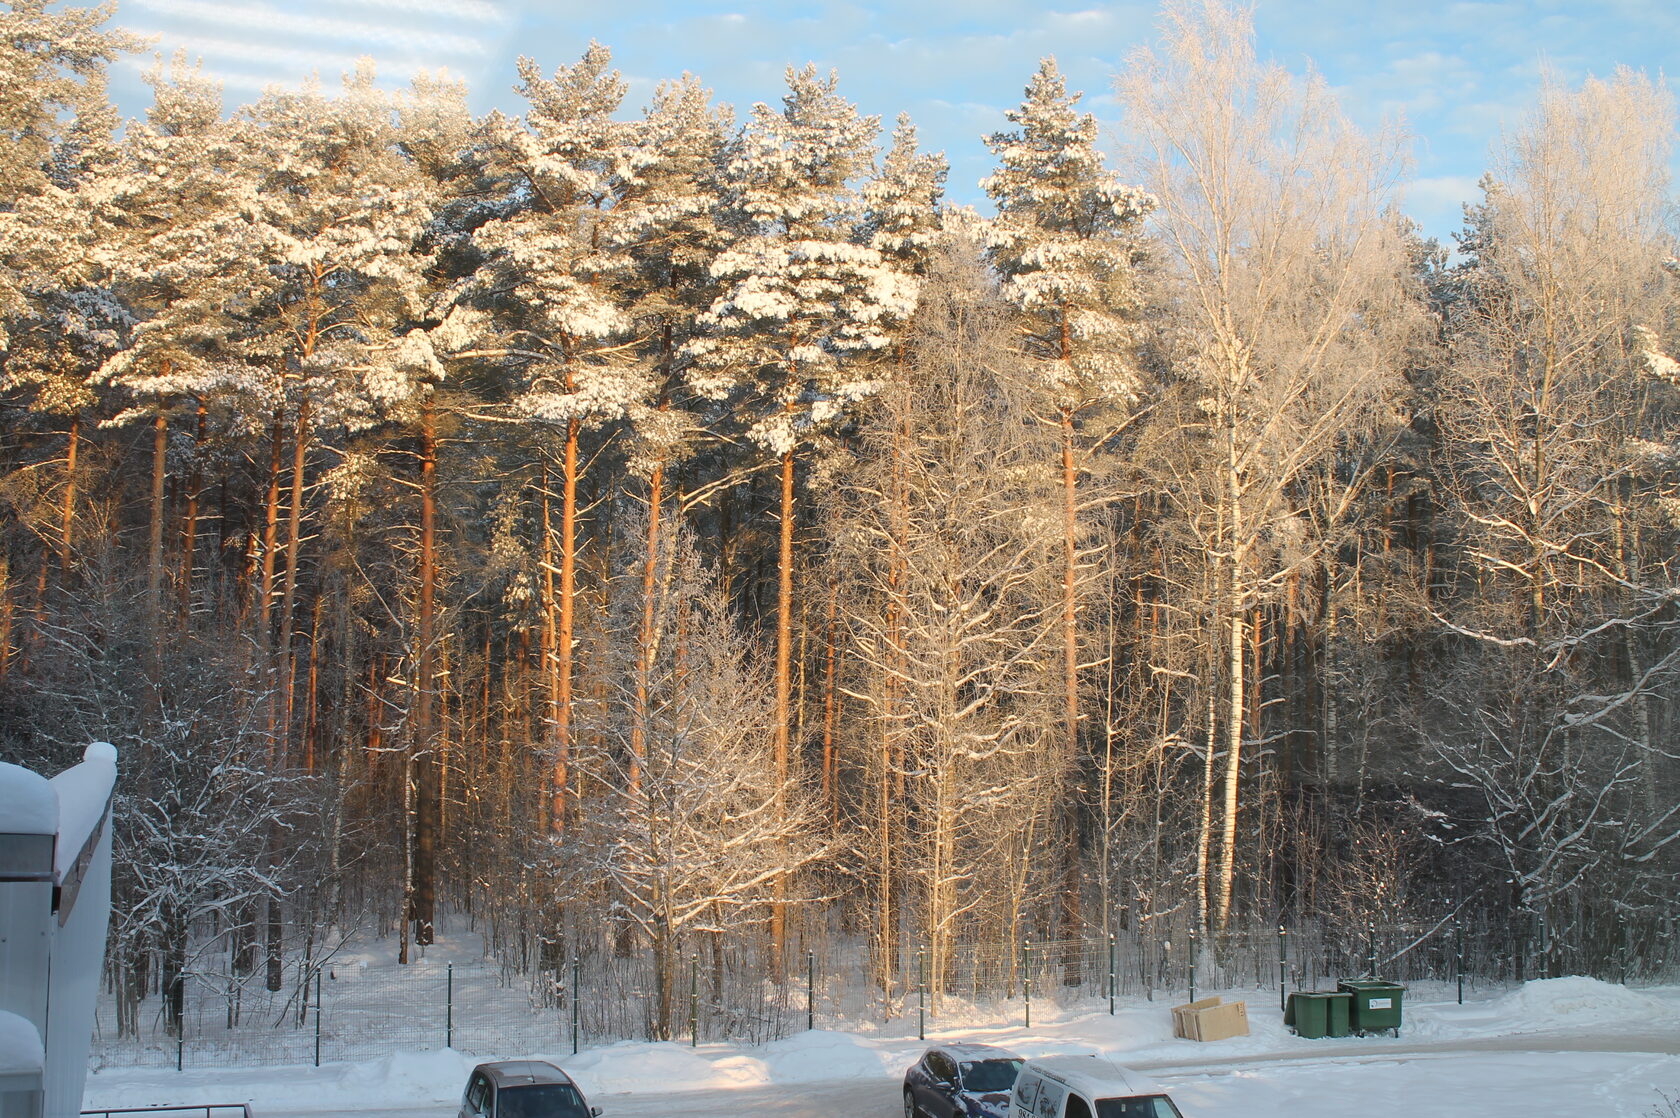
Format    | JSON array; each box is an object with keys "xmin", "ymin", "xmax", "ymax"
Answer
[{"xmin": 904, "ymin": 1088, "xmax": 920, "ymax": 1118}]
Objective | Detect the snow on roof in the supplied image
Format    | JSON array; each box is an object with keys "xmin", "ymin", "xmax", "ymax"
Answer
[
  {"xmin": 1025, "ymin": 1054, "xmax": 1165, "ymax": 1100},
  {"xmin": 0, "ymin": 763, "xmax": 56, "ymax": 836},
  {"xmin": 939, "ymin": 1042, "xmax": 1022, "ymax": 1062},
  {"xmin": 0, "ymin": 1010, "xmax": 44, "ymax": 1076},
  {"xmin": 50, "ymin": 742, "xmax": 117, "ymax": 880}
]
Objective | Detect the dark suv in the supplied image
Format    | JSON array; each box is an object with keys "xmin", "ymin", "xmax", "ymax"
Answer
[
  {"xmin": 459, "ymin": 1060, "xmax": 601, "ymax": 1118},
  {"xmin": 904, "ymin": 1042, "xmax": 1025, "ymax": 1118}
]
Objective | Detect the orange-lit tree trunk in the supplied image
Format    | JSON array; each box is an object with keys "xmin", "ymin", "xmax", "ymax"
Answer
[
  {"xmin": 770, "ymin": 445, "xmax": 795, "ymax": 979},
  {"xmin": 630, "ymin": 448, "xmax": 664, "ymax": 797},
  {"xmin": 60, "ymin": 414, "xmax": 80, "ymax": 573},
  {"xmin": 553, "ymin": 412, "xmax": 579, "ymax": 837}
]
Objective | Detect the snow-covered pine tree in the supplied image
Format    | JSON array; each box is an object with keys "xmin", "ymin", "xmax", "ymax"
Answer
[
  {"xmin": 0, "ymin": 0, "xmax": 141, "ymax": 208},
  {"xmin": 862, "ymin": 113, "xmax": 947, "ymax": 276},
  {"xmin": 608, "ymin": 74, "xmax": 731, "ymax": 881},
  {"xmin": 684, "ymin": 65, "xmax": 916, "ymax": 965},
  {"xmin": 0, "ymin": 0, "xmax": 138, "ymax": 591},
  {"xmin": 983, "ymin": 56, "xmax": 1153, "ymax": 957},
  {"xmin": 92, "ymin": 55, "xmax": 272, "ymax": 631},
  {"xmin": 233, "ymin": 62, "xmax": 441, "ymax": 958},
  {"xmin": 461, "ymin": 42, "xmax": 641, "ymax": 850}
]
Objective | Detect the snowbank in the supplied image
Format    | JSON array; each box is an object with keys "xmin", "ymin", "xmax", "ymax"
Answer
[
  {"xmin": 1499, "ymin": 974, "xmax": 1668, "ymax": 1020},
  {"xmin": 759, "ymin": 1029, "xmax": 903, "ymax": 1082},
  {"xmin": 563, "ymin": 1040, "xmax": 753, "ymax": 1095},
  {"xmin": 83, "ymin": 977, "xmax": 1680, "ymax": 1115}
]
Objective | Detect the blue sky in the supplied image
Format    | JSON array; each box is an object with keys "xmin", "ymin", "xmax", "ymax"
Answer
[{"xmin": 101, "ymin": 0, "xmax": 1679, "ymax": 242}]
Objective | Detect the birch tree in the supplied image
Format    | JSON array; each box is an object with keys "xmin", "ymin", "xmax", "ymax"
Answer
[{"xmin": 1117, "ymin": 0, "xmax": 1417, "ymax": 929}]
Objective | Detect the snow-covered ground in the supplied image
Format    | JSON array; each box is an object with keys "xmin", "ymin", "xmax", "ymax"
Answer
[{"xmin": 86, "ymin": 976, "xmax": 1680, "ymax": 1117}]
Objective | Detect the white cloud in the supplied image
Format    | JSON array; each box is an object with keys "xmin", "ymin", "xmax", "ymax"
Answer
[{"xmin": 128, "ymin": 0, "xmax": 496, "ymax": 58}]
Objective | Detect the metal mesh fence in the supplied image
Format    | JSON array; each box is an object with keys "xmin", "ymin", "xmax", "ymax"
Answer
[{"xmin": 90, "ymin": 910, "xmax": 1678, "ymax": 1070}]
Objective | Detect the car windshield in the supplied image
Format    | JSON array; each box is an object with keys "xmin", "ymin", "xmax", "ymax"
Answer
[
  {"xmin": 1095, "ymin": 1094, "xmax": 1183, "ymax": 1118},
  {"xmin": 497, "ymin": 1083, "xmax": 589, "ymax": 1118},
  {"xmin": 958, "ymin": 1059, "xmax": 1023, "ymax": 1093}
]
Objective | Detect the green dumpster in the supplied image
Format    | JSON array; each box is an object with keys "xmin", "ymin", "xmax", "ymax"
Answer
[
  {"xmin": 1285, "ymin": 991, "xmax": 1351, "ymax": 1038},
  {"xmin": 1339, "ymin": 979, "xmax": 1405, "ymax": 1036}
]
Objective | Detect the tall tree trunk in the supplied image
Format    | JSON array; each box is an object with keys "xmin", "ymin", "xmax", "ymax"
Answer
[
  {"xmin": 771, "ymin": 446, "xmax": 795, "ymax": 980},
  {"xmin": 822, "ymin": 581, "xmax": 838, "ymax": 824},
  {"xmin": 179, "ymin": 400, "xmax": 206, "ymax": 617},
  {"xmin": 1197, "ymin": 674, "xmax": 1217, "ymax": 931},
  {"xmin": 413, "ymin": 396, "xmax": 439, "ymax": 946},
  {"xmin": 60, "ymin": 413, "xmax": 79, "ymax": 573},
  {"xmin": 147, "ymin": 402, "xmax": 169, "ymax": 665},
  {"xmin": 1216, "ymin": 597, "xmax": 1246, "ymax": 930},
  {"xmin": 0, "ymin": 558, "xmax": 13, "ymax": 682},
  {"xmin": 631, "ymin": 453, "xmax": 663, "ymax": 797},
  {"xmin": 554, "ymin": 415, "xmax": 579, "ymax": 835},
  {"xmin": 1059, "ymin": 406, "xmax": 1081, "ymax": 762},
  {"xmin": 277, "ymin": 397, "xmax": 311, "ymax": 766},
  {"xmin": 540, "ymin": 469, "xmax": 562, "ymax": 836},
  {"xmin": 1058, "ymin": 405, "xmax": 1084, "ymax": 979},
  {"xmin": 259, "ymin": 418, "xmax": 284, "ymax": 668}
]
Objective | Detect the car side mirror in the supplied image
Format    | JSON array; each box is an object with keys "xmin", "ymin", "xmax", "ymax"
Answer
[{"xmin": 591, "ymin": 1108, "xmax": 602, "ymax": 1117}]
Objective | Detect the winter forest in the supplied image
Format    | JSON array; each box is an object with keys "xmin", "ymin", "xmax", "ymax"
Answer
[{"xmin": 2, "ymin": 0, "xmax": 1678, "ymax": 1046}]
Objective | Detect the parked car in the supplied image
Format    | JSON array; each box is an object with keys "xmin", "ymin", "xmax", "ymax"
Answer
[
  {"xmin": 1009, "ymin": 1054, "xmax": 1184, "ymax": 1118},
  {"xmin": 904, "ymin": 1042, "xmax": 1025, "ymax": 1118},
  {"xmin": 459, "ymin": 1060, "xmax": 601, "ymax": 1118}
]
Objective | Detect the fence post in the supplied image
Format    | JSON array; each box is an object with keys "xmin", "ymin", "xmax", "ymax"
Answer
[
  {"xmin": 1278, "ymin": 925, "xmax": 1287, "ymax": 1012},
  {"xmin": 1367, "ymin": 919, "xmax": 1377, "ymax": 977},
  {"xmin": 570, "ymin": 956, "xmax": 580, "ymax": 1056},
  {"xmin": 1455, "ymin": 921, "xmax": 1465, "ymax": 1005},
  {"xmin": 917, "ymin": 947, "xmax": 926, "ymax": 1041},
  {"xmin": 690, "ymin": 954, "xmax": 699, "ymax": 1048},
  {"xmin": 1188, "ymin": 927, "xmax": 1197, "ymax": 1004},
  {"xmin": 1619, "ymin": 915, "xmax": 1629, "ymax": 987},
  {"xmin": 446, "ymin": 961, "xmax": 454, "ymax": 1050},
  {"xmin": 314, "ymin": 970, "xmax": 323, "ymax": 1068},
  {"xmin": 1107, "ymin": 933, "xmax": 1116, "ymax": 1016},
  {"xmin": 1023, "ymin": 939, "xmax": 1032, "ymax": 1029},
  {"xmin": 176, "ymin": 980, "xmax": 184, "ymax": 1073},
  {"xmin": 807, "ymin": 950, "xmax": 816, "ymax": 1032}
]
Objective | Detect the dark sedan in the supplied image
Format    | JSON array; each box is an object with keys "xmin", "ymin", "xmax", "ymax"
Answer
[{"xmin": 903, "ymin": 1043, "xmax": 1025, "ymax": 1118}]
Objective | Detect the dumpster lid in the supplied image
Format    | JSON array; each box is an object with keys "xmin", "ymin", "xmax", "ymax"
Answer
[{"xmin": 1338, "ymin": 979, "xmax": 1406, "ymax": 991}]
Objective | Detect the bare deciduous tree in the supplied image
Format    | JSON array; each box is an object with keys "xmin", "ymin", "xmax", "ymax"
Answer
[{"xmin": 1118, "ymin": 0, "xmax": 1419, "ymax": 929}]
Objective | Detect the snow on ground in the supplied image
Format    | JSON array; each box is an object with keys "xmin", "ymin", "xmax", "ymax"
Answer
[{"xmin": 85, "ymin": 977, "xmax": 1680, "ymax": 1117}]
